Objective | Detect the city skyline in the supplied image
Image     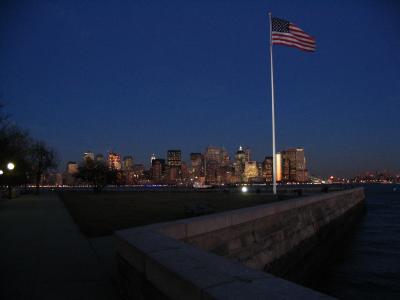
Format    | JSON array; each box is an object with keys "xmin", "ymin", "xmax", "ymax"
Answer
[
  {"xmin": 62, "ymin": 145, "xmax": 309, "ymax": 186},
  {"xmin": 60, "ymin": 146, "xmax": 398, "ymax": 187},
  {"xmin": 2, "ymin": 1, "xmax": 400, "ymax": 177},
  {"xmin": 64, "ymin": 142, "xmax": 399, "ymax": 179}
]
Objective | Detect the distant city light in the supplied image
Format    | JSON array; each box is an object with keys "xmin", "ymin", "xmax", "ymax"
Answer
[
  {"xmin": 7, "ymin": 162, "xmax": 15, "ymax": 170},
  {"xmin": 241, "ymin": 186, "xmax": 248, "ymax": 193}
]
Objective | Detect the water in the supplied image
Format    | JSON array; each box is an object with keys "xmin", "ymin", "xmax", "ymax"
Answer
[{"xmin": 317, "ymin": 185, "xmax": 400, "ymax": 299}]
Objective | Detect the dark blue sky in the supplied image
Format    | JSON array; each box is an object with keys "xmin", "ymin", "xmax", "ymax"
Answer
[{"xmin": 1, "ymin": 0, "xmax": 399, "ymax": 177}]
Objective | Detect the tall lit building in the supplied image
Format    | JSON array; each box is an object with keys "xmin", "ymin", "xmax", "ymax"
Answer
[
  {"xmin": 133, "ymin": 164, "xmax": 144, "ymax": 177},
  {"xmin": 234, "ymin": 146, "xmax": 249, "ymax": 182},
  {"xmin": 281, "ymin": 148, "xmax": 307, "ymax": 182},
  {"xmin": 150, "ymin": 153, "xmax": 156, "ymax": 164},
  {"xmin": 276, "ymin": 152, "xmax": 282, "ymax": 181},
  {"xmin": 221, "ymin": 148, "xmax": 230, "ymax": 166},
  {"xmin": 122, "ymin": 156, "xmax": 134, "ymax": 171},
  {"xmin": 244, "ymin": 148, "xmax": 251, "ymax": 162},
  {"xmin": 244, "ymin": 161, "xmax": 259, "ymax": 182},
  {"xmin": 262, "ymin": 156, "xmax": 273, "ymax": 182},
  {"xmin": 167, "ymin": 150, "xmax": 182, "ymax": 167},
  {"xmin": 190, "ymin": 153, "xmax": 203, "ymax": 177},
  {"xmin": 66, "ymin": 161, "xmax": 78, "ymax": 174},
  {"xmin": 262, "ymin": 154, "xmax": 282, "ymax": 182},
  {"xmin": 83, "ymin": 151, "xmax": 94, "ymax": 163},
  {"xmin": 180, "ymin": 162, "xmax": 189, "ymax": 181},
  {"xmin": 204, "ymin": 146, "xmax": 224, "ymax": 183},
  {"xmin": 204, "ymin": 146, "xmax": 223, "ymax": 163},
  {"xmin": 152, "ymin": 159, "xmax": 165, "ymax": 182},
  {"xmin": 108, "ymin": 152, "xmax": 122, "ymax": 170},
  {"xmin": 95, "ymin": 154, "xmax": 104, "ymax": 162}
]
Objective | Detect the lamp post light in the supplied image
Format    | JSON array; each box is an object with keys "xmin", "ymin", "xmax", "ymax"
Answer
[{"xmin": 6, "ymin": 162, "xmax": 15, "ymax": 199}]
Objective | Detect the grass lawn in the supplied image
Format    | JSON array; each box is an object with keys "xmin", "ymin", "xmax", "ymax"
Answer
[{"xmin": 59, "ymin": 190, "xmax": 294, "ymax": 238}]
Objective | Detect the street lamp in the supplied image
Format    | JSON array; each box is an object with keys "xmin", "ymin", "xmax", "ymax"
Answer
[
  {"xmin": 0, "ymin": 170, "xmax": 3, "ymax": 175},
  {"xmin": 5, "ymin": 162, "xmax": 15, "ymax": 199}
]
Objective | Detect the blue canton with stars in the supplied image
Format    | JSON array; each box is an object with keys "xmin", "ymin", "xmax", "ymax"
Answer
[{"xmin": 272, "ymin": 17, "xmax": 290, "ymax": 32}]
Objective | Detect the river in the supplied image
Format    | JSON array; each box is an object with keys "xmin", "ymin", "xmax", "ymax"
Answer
[{"xmin": 315, "ymin": 184, "xmax": 400, "ymax": 299}]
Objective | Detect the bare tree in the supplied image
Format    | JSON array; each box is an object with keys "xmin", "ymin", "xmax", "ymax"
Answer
[
  {"xmin": 75, "ymin": 159, "xmax": 108, "ymax": 192},
  {"xmin": 29, "ymin": 141, "xmax": 57, "ymax": 194}
]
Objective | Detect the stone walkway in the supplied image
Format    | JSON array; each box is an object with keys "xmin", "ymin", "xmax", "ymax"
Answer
[{"xmin": 0, "ymin": 192, "xmax": 121, "ymax": 300}]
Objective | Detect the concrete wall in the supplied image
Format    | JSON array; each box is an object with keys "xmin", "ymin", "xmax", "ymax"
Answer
[{"xmin": 114, "ymin": 188, "xmax": 365, "ymax": 300}]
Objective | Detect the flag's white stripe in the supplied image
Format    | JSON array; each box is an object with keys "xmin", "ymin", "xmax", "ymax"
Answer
[
  {"xmin": 272, "ymin": 31, "xmax": 315, "ymax": 44},
  {"xmin": 273, "ymin": 40, "xmax": 315, "ymax": 51},
  {"xmin": 274, "ymin": 41, "xmax": 315, "ymax": 51},
  {"xmin": 290, "ymin": 30, "xmax": 313, "ymax": 40},
  {"xmin": 290, "ymin": 25, "xmax": 308, "ymax": 34},
  {"xmin": 290, "ymin": 25, "xmax": 314, "ymax": 37},
  {"xmin": 272, "ymin": 35, "xmax": 315, "ymax": 49},
  {"xmin": 272, "ymin": 39, "xmax": 315, "ymax": 51},
  {"xmin": 289, "ymin": 25, "xmax": 314, "ymax": 39},
  {"xmin": 291, "ymin": 30, "xmax": 313, "ymax": 39},
  {"xmin": 272, "ymin": 33, "xmax": 315, "ymax": 47}
]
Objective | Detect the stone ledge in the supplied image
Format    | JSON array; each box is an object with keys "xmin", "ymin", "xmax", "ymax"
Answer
[
  {"xmin": 153, "ymin": 187, "xmax": 364, "ymax": 240},
  {"xmin": 115, "ymin": 226, "xmax": 333, "ymax": 300},
  {"xmin": 115, "ymin": 188, "xmax": 364, "ymax": 299}
]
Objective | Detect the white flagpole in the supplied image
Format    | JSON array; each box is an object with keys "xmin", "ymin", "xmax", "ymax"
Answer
[{"xmin": 268, "ymin": 12, "xmax": 277, "ymax": 195}]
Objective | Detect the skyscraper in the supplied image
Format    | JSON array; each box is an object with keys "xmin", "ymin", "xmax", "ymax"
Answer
[
  {"xmin": 244, "ymin": 161, "xmax": 259, "ymax": 182},
  {"xmin": 95, "ymin": 154, "xmax": 104, "ymax": 162},
  {"xmin": 204, "ymin": 146, "xmax": 223, "ymax": 163},
  {"xmin": 150, "ymin": 153, "xmax": 156, "ymax": 165},
  {"xmin": 83, "ymin": 151, "xmax": 94, "ymax": 163},
  {"xmin": 66, "ymin": 161, "xmax": 78, "ymax": 174},
  {"xmin": 262, "ymin": 156, "xmax": 273, "ymax": 182},
  {"xmin": 122, "ymin": 156, "xmax": 134, "ymax": 171},
  {"xmin": 244, "ymin": 148, "xmax": 251, "ymax": 162},
  {"xmin": 234, "ymin": 146, "xmax": 249, "ymax": 182},
  {"xmin": 281, "ymin": 148, "xmax": 307, "ymax": 182},
  {"xmin": 221, "ymin": 148, "xmax": 230, "ymax": 166},
  {"xmin": 151, "ymin": 158, "xmax": 165, "ymax": 182},
  {"xmin": 190, "ymin": 153, "xmax": 203, "ymax": 177},
  {"xmin": 167, "ymin": 150, "xmax": 182, "ymax": 167},
  {"xmin": 108, "ymin": 152, "xmax": 122, "ymax": 170},
  {"xmin": 204, "ymin": 146, "xmax": 223, "ymax": 183},
  {"xmin": 276, "ymin": 152, "xmax": 282, "ymax": 182}
]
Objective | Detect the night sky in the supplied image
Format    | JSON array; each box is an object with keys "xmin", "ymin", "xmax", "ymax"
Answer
[{"xmin": 1, "ymin": 0, "xmax": 399, "ymax": 177}]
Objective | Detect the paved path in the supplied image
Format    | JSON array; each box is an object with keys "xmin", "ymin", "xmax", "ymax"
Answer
[{"xmin": 0, "ymin": 193, "xmax": 121, "ymax": 300}]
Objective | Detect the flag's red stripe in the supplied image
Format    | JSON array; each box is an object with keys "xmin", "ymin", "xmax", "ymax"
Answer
[
  {"xmin": 272, "ymin": 40, "xmax": 315, "ymax": 51},
  {"xmin": 289, "ymin": 24, "xmax": 314, "ymax": 39},
  {"xmin": 272, "ymin": 31, "xmax": 315, "ymax": 43},
  {"xmin": 272, "ymin": 33, "xmax": 315, "ymax": 46},
  {"xmin": 272, "ymin": 37, "xmax": 315, "ymax": 48},
  {"xmin": 291, "ymin": 31, "xmax": 314, "ymax": 40},
  {"xmin": 289, "ymin": 30, "xmax": 315, "ymax": 41},
  {"xmin": 289, "ymin": 24, "xmax": 315, "ymax": 39},
  {"xmin": 272, "ymin": 40, "xmax": 315, "ymax": 52},
  {"xmin": 289, "ymin": 25, "xmax": 308, "ymax": 34},
  {"xmin": 272, "ymin": 41, "xmax": 315, "ymax": 52},
  {"xmin": 272, "ymin": 36, "xmax": 316, "ymax": 49}
]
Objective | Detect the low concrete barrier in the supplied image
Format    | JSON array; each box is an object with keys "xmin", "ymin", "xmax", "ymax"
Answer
[{"xmin": 114, "ymin": 188, "xmax": 365, "ymax": 299}]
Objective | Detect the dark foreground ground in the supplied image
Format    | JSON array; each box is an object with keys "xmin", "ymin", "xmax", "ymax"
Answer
[{"xmin": 59, "ymin": 190, "xmax": 293, "ymax": 238}]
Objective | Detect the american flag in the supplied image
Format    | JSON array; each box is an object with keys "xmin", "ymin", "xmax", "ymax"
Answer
[{"xmin": 271, "ymin": 17, "xmax": 316, "ymax": 52}]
